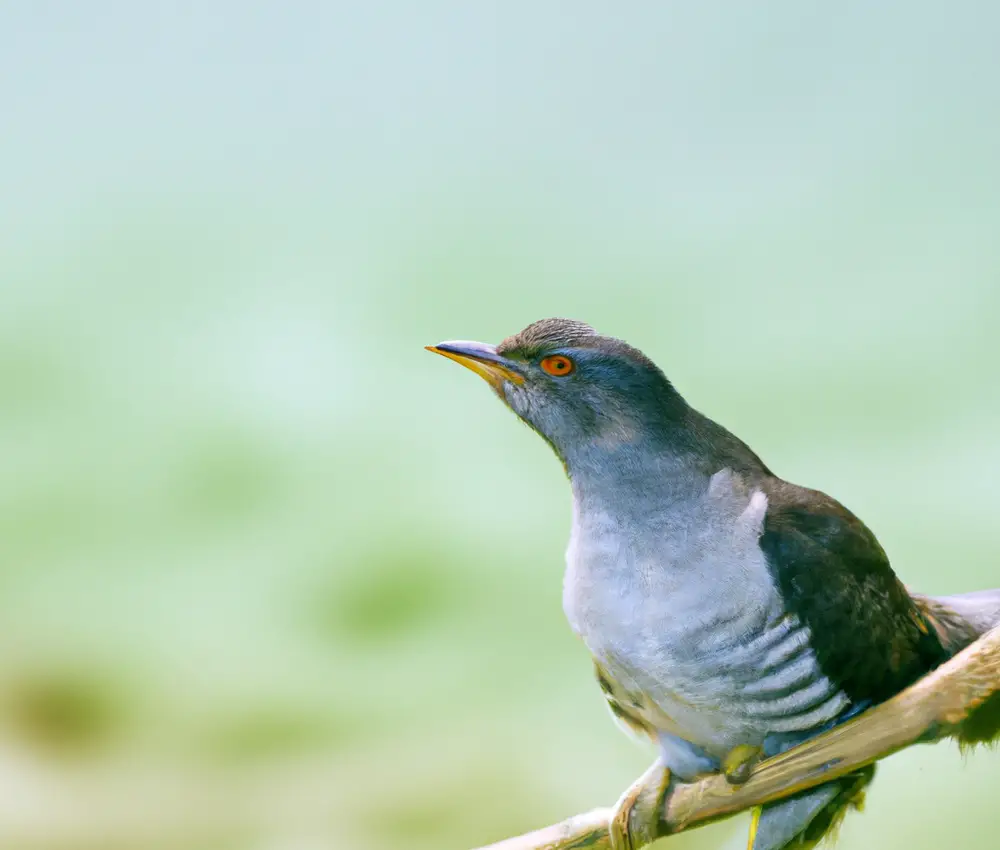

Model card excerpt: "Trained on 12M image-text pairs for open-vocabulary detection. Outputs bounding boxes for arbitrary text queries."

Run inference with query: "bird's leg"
[608,759,672,850]
[721,743,763,785]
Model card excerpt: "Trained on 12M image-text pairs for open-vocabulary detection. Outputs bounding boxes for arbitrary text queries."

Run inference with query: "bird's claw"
[722,743,763,785]
[608,761,672,850]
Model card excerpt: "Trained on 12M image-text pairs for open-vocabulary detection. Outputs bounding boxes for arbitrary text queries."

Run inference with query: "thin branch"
[473,623,1000,850]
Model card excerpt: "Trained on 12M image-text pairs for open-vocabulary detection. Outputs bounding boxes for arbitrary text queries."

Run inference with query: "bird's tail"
[750,587,1000,850]
[914,587,1000,646]
[748,767,874,850]
[913,587,1000,748]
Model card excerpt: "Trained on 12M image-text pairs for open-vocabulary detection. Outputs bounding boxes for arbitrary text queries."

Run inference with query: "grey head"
[427,318,693,468]
[427,317,770,480]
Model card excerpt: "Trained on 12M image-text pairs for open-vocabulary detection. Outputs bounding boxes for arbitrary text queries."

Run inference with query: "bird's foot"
[722,743,763,785]
[608,760,672,850]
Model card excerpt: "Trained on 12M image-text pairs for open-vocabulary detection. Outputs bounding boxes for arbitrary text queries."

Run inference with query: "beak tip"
[423,339,524,386]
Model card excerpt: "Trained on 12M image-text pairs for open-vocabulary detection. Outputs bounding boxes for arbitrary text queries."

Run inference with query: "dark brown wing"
[758,481,950,705]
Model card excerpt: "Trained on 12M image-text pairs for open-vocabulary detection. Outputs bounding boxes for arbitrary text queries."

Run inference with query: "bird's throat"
[564,439,711,522]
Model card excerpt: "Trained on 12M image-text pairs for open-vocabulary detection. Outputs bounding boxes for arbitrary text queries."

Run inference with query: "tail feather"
[913,588,1000,749]
[925,588,1000,636]
[749,784,840,850]
[749,768,874,850]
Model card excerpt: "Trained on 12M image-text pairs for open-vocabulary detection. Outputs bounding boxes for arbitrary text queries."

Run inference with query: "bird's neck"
[565,438,711,523]
[562,407,771,523]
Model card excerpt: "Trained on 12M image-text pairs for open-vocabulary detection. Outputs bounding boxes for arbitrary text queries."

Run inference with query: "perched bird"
[427,318,1000,850]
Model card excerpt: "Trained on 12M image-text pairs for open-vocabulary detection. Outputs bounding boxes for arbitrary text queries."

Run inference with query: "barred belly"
[565,473,852,779]
[589,610,850,780]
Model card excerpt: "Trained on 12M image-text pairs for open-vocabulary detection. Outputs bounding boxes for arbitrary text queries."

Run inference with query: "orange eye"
[540,355,575,376]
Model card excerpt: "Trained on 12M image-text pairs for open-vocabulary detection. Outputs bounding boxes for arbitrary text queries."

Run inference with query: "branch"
[473,623,1000,850]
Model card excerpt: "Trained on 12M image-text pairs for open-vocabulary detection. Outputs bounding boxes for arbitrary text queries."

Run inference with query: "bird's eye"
[540,355,575,376]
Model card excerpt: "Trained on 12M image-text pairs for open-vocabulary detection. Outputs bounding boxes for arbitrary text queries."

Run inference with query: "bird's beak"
[425,340,525,391]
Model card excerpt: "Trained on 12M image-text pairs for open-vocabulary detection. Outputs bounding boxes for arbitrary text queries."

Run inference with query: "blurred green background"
[2,3,999,849]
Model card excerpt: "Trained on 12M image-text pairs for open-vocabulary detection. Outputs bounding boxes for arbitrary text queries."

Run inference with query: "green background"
[2,3,998,848]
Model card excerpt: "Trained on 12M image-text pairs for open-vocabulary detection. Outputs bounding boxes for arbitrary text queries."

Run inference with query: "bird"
[426,318,1000,850]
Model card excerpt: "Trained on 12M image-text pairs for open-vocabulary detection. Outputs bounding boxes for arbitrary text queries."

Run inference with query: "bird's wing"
[758,481,950,706]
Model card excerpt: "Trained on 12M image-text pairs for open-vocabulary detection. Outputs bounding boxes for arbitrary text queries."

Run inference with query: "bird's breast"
[562,482,779,664]
[563,474,848,759]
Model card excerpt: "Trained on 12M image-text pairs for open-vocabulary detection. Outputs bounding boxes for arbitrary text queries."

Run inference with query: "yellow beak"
[425,340,525,391]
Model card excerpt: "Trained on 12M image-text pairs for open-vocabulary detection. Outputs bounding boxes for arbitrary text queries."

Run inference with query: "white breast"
[563,469,848,761]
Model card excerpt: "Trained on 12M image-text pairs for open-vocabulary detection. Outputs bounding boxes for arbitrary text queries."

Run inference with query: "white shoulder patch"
[736,489,769,535]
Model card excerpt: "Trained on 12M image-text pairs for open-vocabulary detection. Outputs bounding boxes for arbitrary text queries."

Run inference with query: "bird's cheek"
[506,386,555,436]
[501,384,530,418]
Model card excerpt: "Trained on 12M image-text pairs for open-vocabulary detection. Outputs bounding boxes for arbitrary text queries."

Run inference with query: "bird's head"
[426,318,686,465]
